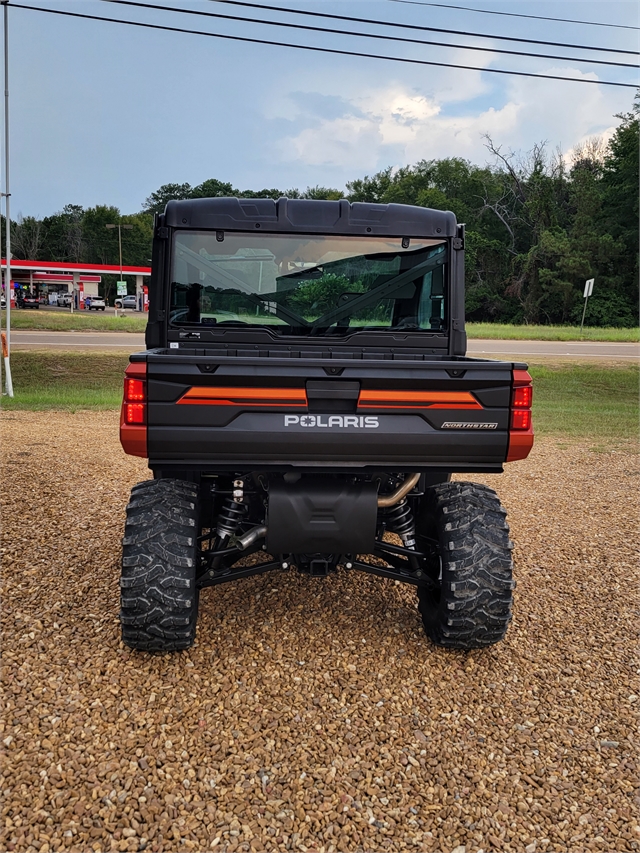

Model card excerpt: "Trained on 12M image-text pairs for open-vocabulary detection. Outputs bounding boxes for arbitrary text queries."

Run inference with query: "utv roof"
[163,197,457,238]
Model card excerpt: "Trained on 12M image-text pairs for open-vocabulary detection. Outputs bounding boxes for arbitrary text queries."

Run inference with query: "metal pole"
[0,192,2,327]
[118,223,123,282]
[0,191,3,394]
[580,295,588,334]
[3,1,10,357]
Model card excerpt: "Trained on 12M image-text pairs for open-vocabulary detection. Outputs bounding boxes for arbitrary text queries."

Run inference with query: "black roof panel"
[163,197,457,238]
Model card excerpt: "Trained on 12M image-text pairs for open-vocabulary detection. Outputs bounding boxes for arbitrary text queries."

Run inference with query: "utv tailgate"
[138,350,523,472]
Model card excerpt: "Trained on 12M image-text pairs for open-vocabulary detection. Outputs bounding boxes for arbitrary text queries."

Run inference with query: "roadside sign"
[581,279,594,333]
[116,281,127,296]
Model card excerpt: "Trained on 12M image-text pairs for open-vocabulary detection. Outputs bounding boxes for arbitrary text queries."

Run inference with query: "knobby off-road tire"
[120,478,200,651]
[416,482,515,649]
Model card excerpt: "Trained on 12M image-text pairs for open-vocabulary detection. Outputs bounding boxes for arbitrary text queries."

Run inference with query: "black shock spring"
[380,500,416,548]
[216,498,247,538]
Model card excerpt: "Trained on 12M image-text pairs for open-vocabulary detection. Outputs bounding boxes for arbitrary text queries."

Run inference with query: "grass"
[1,352,128,411]
[2,353,638,444]
[466,322,639,342]
[0,309,147,333]
[2,311,638,341]
[528,363,639,442]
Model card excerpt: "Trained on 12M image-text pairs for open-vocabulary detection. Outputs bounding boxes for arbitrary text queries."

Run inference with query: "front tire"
[120,478,200,651]
[416,482,515,649]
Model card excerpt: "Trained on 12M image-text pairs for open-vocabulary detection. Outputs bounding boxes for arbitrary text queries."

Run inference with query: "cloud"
[269,62,633,180]
[277,84,519,171]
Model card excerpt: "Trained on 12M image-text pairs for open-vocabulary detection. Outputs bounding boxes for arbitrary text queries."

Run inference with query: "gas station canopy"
[1,259,151,278]
[1,259,153,308]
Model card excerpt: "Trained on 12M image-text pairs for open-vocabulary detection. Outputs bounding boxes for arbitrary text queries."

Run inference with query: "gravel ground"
[2,411,639,853]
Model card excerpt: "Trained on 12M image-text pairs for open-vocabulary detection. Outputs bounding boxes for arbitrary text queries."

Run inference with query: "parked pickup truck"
[119,197,533,652]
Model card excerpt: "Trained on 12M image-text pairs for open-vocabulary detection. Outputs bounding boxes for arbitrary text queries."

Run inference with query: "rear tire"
[416,482,515,649]
[120,478,200,651]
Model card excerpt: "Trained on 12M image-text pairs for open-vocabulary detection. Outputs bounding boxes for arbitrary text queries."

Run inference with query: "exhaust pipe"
[236,525,268,550]
[377,473,420,508]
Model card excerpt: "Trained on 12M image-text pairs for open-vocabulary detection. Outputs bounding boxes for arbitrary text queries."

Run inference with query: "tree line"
[5,104,637,326]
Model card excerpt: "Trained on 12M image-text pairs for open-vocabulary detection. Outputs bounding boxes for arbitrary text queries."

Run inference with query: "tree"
[190,178,237,199]
[142,183,193,214]
[481,138,571,323]
[597,102,639,323]
[301,186,343,200]
[240,187,286,200]
[40,204,85,262]
[11,215,43,260]
[82,206,124,265]
[346,167,393,202]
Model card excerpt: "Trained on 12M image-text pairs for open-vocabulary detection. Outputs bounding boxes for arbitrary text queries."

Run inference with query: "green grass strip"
[529,363,639,443]
[466,323,639,342]
[0,309,147,333]
[2,352,128,411]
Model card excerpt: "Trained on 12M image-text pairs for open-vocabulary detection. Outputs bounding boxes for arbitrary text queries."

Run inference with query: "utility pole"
[2,0,10,359]
[106,221,133,306]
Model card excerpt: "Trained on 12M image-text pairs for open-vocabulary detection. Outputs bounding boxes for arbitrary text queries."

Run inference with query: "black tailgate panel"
[145,353,514,471]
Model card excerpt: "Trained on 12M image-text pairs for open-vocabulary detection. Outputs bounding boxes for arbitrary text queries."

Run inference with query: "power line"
[12,4,639,88]
[100,0,640,69]
[210,0,639,55]
[385,0,640,32]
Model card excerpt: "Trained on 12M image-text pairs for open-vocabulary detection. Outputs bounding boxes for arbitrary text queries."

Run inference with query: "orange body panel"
[358,389,482,410]
[177,386,308,407]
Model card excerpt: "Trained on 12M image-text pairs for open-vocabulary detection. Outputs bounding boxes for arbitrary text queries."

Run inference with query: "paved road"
[468,339,639,360]
[11,330,147,351]
[8,330,640,360]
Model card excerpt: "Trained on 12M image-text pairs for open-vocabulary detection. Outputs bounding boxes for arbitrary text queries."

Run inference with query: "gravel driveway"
[2,411,638,853]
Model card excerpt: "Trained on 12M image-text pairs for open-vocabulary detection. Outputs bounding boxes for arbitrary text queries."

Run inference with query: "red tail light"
[507,369,534,462]
[125,377,145,402]
[512,385,532,409]
[511,409,532,430]
[125,403,145,424]
[120,363,148,457]
[124,376,146,425]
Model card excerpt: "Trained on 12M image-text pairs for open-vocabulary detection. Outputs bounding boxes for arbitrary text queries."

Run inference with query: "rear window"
[169,231,447,337]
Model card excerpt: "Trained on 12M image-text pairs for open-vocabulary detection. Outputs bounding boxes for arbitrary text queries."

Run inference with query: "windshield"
[170,232,447,337]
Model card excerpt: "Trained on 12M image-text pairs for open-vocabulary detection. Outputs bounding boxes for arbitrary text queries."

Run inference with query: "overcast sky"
[7,0,639,217]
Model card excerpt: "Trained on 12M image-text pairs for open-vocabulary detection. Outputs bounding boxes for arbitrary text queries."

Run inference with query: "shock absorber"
[215,479,247,543]
[216,498,246,539]
[381,500,416,549]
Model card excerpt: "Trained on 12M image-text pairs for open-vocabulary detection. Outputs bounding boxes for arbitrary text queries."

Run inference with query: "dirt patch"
[2,411,639,853]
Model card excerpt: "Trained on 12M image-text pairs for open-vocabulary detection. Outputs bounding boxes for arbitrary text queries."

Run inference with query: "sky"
[6,0,639,218]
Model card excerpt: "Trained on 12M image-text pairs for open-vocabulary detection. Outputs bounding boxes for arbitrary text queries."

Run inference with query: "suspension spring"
[216,497,247,538]
[380,500,416,548]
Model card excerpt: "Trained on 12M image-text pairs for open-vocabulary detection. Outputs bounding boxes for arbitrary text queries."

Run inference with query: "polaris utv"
[119,198,533,652]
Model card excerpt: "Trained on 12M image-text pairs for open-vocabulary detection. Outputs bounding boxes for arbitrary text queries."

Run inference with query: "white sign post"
[580,278,594,334]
